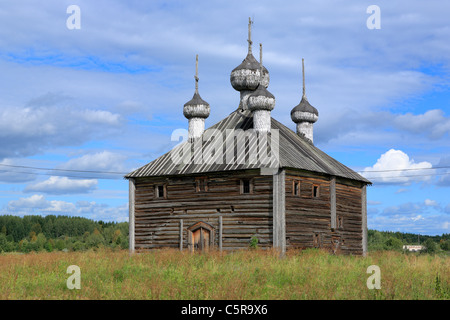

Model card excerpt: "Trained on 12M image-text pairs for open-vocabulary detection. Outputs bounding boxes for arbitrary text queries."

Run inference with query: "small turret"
[184,55,210,141]
[247,43,275,133]
[291,59,318,143]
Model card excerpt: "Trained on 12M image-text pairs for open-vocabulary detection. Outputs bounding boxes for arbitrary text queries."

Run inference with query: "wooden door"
[192,227,210,251]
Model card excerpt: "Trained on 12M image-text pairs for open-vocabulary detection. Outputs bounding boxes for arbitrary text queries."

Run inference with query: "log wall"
[133,170,273,251]
[285,169,363,255]
[132,168,365,255]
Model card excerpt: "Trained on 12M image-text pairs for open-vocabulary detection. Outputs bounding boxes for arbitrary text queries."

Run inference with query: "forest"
[0,214,448,254]
[0,215,128,253]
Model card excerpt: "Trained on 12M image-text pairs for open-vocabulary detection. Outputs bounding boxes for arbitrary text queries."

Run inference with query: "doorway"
[187,221,214,252]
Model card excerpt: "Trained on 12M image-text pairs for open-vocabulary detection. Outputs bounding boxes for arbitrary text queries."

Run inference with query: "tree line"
[368,229,450,254]
[0,215,128,253]
[0,214,448,254]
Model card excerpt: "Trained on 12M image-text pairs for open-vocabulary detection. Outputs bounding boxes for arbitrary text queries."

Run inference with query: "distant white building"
[403,245,425,252]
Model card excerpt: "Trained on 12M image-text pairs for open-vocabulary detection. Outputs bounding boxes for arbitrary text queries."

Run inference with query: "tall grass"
[0,248,448,300]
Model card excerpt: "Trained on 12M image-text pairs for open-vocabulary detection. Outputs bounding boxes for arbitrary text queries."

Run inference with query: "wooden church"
[125,19,371,255]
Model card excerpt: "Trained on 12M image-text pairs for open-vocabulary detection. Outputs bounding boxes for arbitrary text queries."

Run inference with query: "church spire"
[248,17,253,54]
[302,58,306,98]
[194,54,199,94]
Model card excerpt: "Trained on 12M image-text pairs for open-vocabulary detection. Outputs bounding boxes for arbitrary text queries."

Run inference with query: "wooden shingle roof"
[125,109,371,184]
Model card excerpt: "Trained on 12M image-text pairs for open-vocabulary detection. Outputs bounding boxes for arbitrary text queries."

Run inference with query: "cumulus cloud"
[368,199,449,235]
[382,202,426,216]
[369,212,449,235]
[74,200,128,222]
[424,199,439,207]
[393,109,450,139]
[24,176,97,195]
[4,194,128,222]
[7,194,76,213]
[58,151,128,179]
[362,149,433,185]
[316,108,450,149]
[0,93,123,159]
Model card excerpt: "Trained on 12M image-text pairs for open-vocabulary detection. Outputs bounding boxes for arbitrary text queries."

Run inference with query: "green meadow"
[0,248,448,300]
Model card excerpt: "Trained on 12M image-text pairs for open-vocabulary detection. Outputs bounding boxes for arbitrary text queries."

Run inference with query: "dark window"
[293,181,299,196]
[158,185,164,197]
[156,185,165,198]
[338,216,344,229]
[242,179,251,194]
[196,178,208,192]
[313,185,319,198]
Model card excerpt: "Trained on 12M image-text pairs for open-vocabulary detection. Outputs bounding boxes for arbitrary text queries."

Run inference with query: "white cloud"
[4,194,128,222]
[369,212,449,236]
[368,199,449,235]
[362,149,433,185]
[59,151,128,179]
[8,194,49,209]
[24,176,97,195]
[0,93,123,159]
[424,199,438,207]
[393,109,450,139]
[381,202,425,216]
[7,194,76,213]
[62,151,126,171]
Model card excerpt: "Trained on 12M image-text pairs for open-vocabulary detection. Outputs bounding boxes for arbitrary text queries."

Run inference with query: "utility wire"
[0,169,122,180]
[0,162,449,175]
[0,162,450,180]
[357,166,441,173]
[0,163,127,175]
[363,171,450,179]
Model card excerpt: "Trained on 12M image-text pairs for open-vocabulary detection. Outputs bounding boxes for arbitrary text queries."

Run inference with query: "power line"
[0,163,127,175]
[363,171,450,179]
[0,162,449,175]
[0,169,122,180]
[0,162,450,181]
[356,166,446,173]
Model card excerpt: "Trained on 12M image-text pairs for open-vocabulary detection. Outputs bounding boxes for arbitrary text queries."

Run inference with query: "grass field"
[0,248,448,300]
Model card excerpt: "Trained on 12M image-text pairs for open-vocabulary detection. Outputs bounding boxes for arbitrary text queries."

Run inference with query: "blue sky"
[0,0,449,235]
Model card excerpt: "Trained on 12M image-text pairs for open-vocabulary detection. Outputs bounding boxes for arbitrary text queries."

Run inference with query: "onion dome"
[291,59,318,123]
[183,55,210,120]
[183,92,210,119]
[290,96,318,123]
[291,59,318,143]
[248,43,275,112]
[247,83,275,112]
[230,18,269,92]
[230,53,270,91]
